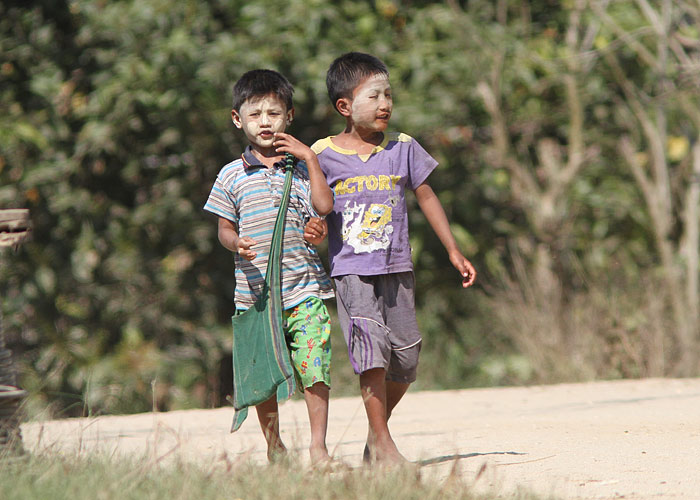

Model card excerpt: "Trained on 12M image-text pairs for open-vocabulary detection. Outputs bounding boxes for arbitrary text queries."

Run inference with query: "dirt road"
[21,378,700,499]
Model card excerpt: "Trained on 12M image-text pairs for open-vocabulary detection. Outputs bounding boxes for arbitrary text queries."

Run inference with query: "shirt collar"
[241,146,290,170]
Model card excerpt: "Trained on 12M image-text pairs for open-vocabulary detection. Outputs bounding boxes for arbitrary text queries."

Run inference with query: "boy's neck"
[332,128,385,155]
[250,145,284,168]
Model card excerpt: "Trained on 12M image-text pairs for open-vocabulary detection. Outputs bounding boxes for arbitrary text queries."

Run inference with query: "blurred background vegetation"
[1,0,699,418]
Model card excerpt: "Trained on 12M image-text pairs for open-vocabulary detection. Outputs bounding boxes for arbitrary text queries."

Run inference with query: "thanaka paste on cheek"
[350,74,392,131]
[237,95,290,150]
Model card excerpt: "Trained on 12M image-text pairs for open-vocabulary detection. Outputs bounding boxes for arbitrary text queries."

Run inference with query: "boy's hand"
[449,249,476,288]
[272,132,314,163]
[274,131,335,217]
[304,217,327,246]
[236,236,257,261]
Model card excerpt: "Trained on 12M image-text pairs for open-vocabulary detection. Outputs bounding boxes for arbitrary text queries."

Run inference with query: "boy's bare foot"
[364,438,407,466]
[374,447,407,466]
[309,445,332,466]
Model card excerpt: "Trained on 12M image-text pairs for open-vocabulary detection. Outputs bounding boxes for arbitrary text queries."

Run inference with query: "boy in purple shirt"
[309,52,476,465]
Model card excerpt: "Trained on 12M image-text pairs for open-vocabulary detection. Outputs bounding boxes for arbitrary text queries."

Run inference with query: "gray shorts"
[333,272,422,383]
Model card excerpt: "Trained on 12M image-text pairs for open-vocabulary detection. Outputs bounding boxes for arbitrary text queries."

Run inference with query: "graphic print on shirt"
[340,192,400,254]
[333,173,402,254]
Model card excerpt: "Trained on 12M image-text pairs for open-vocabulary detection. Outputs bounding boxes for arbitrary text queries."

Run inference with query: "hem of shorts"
[354,365,417,383]
[299,378,331,390]
[386,372,417,384]
[356,362,390,375]
[330,264,414,278]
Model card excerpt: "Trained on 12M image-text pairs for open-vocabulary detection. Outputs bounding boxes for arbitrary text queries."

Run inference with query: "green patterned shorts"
[284,297,331,389]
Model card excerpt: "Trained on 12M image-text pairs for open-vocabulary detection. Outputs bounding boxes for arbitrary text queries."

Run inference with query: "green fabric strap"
[230,154,297,432]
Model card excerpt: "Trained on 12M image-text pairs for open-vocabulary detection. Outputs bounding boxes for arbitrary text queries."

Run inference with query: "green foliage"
[1,0,699,417]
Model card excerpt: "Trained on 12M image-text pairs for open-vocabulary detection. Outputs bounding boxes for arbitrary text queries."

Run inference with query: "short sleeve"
[203,176,238,224]
[407,138,438,190]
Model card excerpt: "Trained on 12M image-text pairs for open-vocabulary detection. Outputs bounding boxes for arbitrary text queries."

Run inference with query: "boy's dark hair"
[326,52,389,112]
[232,69,294,111]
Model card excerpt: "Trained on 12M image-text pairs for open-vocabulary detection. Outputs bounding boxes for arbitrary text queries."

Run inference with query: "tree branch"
[476,80,540,198]
[589,0,658,67]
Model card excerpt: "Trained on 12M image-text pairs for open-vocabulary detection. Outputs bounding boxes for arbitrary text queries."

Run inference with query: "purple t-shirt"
[311,132,438,277]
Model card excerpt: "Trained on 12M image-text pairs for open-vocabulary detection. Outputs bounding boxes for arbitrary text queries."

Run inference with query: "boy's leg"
[285,297,333,464]
[363,272,421,463]
[255,395,286,462]
[335,275,413,465]
[303,381,331,464]
[360,367,406,464]
[363,378,410,463]
[363,379,410,461]
[386,380,410,419]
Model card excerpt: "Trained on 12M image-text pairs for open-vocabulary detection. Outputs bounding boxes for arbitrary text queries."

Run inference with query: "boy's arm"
[217,216,258,261]
[414,181,476,288]
[272,132,334,216]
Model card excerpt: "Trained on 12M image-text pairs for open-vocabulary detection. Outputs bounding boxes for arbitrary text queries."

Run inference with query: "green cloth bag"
[230,154,297,432]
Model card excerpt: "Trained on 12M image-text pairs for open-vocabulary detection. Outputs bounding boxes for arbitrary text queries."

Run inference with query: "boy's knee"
[387,341,421,383]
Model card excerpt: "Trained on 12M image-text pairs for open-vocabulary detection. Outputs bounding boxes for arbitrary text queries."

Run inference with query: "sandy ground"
[20,378,700,499]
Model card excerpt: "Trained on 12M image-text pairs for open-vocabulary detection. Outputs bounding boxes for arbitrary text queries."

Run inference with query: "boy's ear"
[335,98,352,117]
[231,109,243,129]
[286,107,295,126]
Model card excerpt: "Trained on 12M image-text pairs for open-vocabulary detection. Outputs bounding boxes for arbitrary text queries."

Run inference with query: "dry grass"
[482,269,680,384]
[0,447,547,500]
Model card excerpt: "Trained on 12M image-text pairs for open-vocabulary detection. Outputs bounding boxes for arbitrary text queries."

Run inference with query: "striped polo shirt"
[204,147,333,310]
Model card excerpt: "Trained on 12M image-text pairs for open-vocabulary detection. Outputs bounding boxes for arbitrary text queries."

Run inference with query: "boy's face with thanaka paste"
[232,93,293,155]
[337,73,392,134]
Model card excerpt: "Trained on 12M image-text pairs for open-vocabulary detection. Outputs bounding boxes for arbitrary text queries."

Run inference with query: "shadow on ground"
[416,451,526,467]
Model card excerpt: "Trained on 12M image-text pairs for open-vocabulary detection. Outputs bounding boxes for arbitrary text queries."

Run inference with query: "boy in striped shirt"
[204,69,335,465]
